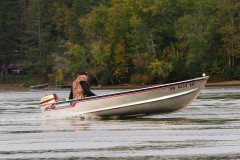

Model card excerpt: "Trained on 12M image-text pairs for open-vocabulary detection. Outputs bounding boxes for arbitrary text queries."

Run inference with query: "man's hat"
[81,71,88,75]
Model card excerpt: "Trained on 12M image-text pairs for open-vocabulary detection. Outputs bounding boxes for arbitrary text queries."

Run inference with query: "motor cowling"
[39,94,59,111]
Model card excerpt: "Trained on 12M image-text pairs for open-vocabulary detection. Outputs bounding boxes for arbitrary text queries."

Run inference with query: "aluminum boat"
[39,76,209,119]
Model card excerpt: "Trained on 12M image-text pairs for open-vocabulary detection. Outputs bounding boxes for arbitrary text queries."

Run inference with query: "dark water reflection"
[0,87,240,159]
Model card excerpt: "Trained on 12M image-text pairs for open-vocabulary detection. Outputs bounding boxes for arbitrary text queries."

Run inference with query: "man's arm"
[68,87,73,99]
[80,81,96,97]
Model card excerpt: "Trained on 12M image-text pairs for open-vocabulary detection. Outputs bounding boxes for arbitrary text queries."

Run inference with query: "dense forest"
[0,0,240,86]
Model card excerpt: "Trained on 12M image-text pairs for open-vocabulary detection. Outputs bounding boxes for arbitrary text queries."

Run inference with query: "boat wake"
[43,112,101,120]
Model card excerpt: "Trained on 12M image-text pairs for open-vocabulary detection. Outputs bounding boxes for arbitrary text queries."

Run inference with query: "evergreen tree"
[0,0,22,63]
[23,0,54,82]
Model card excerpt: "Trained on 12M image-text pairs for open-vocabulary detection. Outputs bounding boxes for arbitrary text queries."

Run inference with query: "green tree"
[0,0,22,62]
[52,1,71,39]
[174,0,217,77]
[23,0,54,82]
[2,0,240,85]
[216,0,240,68]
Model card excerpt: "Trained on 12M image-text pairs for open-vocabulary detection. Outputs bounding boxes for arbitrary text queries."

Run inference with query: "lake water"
[0,86,240,160]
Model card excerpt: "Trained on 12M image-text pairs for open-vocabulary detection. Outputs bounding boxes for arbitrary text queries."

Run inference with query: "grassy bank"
[0,74,41,86]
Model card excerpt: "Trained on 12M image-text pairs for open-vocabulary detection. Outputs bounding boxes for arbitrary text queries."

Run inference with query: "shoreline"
[1,80,240,91]
[205,80,240,86]
[0,84,28,91]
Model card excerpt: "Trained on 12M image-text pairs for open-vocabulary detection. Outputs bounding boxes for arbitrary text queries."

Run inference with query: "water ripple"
[0,87,240,159]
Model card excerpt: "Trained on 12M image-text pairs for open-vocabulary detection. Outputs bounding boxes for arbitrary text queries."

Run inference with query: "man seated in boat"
[69,72,96,99]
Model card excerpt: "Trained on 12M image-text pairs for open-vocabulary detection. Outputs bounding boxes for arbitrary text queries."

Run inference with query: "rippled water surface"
[0,87,240,160]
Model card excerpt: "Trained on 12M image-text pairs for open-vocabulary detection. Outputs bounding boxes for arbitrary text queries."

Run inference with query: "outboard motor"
[39,94,59,111]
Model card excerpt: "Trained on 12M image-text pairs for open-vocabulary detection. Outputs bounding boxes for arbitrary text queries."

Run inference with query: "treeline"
[0,0,240,85]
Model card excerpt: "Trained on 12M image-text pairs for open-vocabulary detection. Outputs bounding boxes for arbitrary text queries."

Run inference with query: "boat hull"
[41,76,208,118]
[87,88,200,117]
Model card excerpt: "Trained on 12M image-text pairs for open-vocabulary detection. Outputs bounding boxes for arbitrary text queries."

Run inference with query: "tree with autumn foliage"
[1,0,240,86]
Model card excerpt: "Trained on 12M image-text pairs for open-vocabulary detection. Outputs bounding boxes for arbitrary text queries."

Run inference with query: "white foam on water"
[42,111,102,121]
